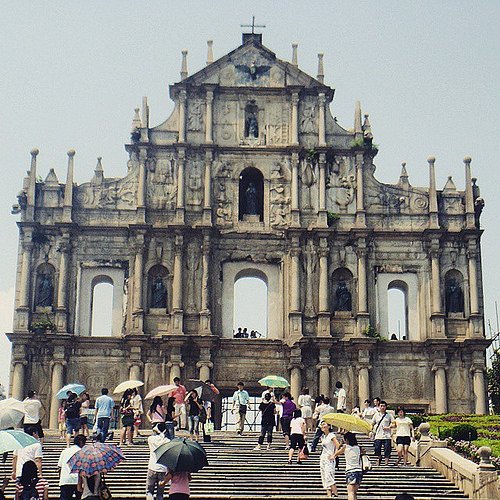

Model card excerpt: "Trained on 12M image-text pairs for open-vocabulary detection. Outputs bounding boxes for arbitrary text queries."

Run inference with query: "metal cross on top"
[240,16,266,34]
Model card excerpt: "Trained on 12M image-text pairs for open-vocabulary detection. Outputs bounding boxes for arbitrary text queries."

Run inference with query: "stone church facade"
[8,33,489,428]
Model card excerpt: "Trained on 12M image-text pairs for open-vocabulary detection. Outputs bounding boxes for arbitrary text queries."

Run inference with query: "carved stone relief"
[187,158,203,206]
[300,103,316,134]
[326,156,356,212]
[147,155,177,210]
[266,106,289,145]
[187,101,204,131]
[215,161,233,226]
[300,158,317,210]
[185,240,200,313]
[270,160,291,228]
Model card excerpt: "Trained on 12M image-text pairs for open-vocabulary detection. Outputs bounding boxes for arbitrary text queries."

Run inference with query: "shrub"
[451,424,478,442]
[439,427,454,440]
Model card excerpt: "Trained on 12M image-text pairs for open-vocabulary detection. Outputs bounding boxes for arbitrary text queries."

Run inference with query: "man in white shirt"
[335,381,347,413]
[371,400,395,466]
[261,387,275,402]
[146,423,170,500]
[23,390,44,442]
[12,427,43,480]
[58,434,86,500]
[310,397,336,452]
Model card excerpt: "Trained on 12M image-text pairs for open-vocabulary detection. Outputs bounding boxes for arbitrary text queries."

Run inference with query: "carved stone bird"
[235,60,271,80]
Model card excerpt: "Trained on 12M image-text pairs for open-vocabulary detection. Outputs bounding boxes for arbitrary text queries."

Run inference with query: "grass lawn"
[424,414,500,458]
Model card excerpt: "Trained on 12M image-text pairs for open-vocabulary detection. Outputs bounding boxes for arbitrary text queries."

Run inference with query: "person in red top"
[170,377,187,430]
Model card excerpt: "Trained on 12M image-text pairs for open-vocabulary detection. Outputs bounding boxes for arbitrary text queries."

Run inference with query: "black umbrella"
[154,438,208,473]
[185,380,218,401]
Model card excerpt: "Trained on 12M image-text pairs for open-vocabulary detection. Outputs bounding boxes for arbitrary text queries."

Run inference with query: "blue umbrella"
[56,383,86,400]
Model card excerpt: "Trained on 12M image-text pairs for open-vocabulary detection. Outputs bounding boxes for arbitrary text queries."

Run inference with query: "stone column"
[128,364,140,381]
[178,90,187,143]
[430,244,442,315]
[356,245,368,314]
[358,366,371,407]
[317,365,329,398]
[197,361,213,382]
[290,366,302,403]
[318,93,326,146]
[168,362,184,383]
[49,361,65,429]
[19,240,33,309]
[176,150,185,222]
[203,151,212,224]
[291,153,300,226]
[172,235,184,334]
[317,239,330,337]
[205,90,214,144]
[433,364,448,414]
[428,156,439,229]
[55,237,70,332]
[467,242,480,315]
[291,92,299,145]
[11,361,26,401]
[355,152,366,227]
[290,243,301,312]
[317,153,327,227]
[137,150,147,209]
[199,235,212,334]
[132,237,145,334]
[472,366,487,415]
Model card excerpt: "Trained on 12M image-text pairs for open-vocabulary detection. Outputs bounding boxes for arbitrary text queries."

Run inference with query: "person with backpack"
[15,460,49,500]
[254,392,276,450]
[64,393,82,448]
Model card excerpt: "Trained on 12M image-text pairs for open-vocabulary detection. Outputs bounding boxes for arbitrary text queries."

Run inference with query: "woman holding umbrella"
[119,390,135,446]
[319,421,341,497]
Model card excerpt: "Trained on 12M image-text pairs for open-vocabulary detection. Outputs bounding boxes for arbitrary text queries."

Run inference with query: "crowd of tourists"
[2,379,418,500]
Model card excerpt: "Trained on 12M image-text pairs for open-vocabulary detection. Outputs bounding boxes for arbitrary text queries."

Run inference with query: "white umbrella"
[0,398,26,413]
[113,380,144,394]
[0,398,26,429]
[145,384,177,399]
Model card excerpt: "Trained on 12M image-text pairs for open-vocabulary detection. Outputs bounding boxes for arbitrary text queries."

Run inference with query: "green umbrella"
[0,430,38,454]
[155,438,208,473]
[258,375,290,388]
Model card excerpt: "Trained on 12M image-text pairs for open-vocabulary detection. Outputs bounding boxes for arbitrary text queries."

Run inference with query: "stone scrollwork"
[270,160,291,228]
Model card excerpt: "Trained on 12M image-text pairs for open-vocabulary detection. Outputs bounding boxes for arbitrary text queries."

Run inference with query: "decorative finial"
[363,113,373,139]
[95,157,103,172]
[354,101,362,136]
[206,40,214,66]
[317,53,324,83]
[67,149,75,157]
[443,175,456,192]
[180,49,188,80]
[463,156,472,164]
[30,148,39,157]
[400,162,408,177]
[427,156,436,164]
[291,43,298,66]
[132,107,142,130]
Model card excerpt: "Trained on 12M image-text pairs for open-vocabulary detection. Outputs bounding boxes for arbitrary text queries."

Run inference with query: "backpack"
[65,400,80,419]
[21,484,39,500]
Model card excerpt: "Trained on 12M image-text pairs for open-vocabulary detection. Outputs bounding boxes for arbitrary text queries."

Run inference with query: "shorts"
[24,421,44,439]
[122,414,134,428]
[80,416,88,426]
[346,470,363,485]
[281,417,292,436]
[374,438,392,458]
[290,433,305,450]
[66,417,81,435]
[396,436,411,446]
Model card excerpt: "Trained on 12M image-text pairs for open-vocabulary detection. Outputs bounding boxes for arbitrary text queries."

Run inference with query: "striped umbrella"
[68,442,125,477]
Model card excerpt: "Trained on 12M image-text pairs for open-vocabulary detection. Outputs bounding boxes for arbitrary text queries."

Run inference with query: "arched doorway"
[90,277,114,337]
[388,280,408,340]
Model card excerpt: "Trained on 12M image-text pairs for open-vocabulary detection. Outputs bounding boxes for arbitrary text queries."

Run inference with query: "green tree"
[488,350,500,414]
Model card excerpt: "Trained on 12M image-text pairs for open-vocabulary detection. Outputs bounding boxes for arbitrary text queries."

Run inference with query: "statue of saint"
[335,281,352,311]
[36,273,53,307]
[151,276,167,309]
[446,278,464,313]
[245,182,258,215]
[245,111,259,138]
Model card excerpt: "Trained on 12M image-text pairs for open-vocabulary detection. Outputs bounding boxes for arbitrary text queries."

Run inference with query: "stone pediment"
[178,40,329,90]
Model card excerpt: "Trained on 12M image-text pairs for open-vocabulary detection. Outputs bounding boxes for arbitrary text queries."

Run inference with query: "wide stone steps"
[0,432,468,499]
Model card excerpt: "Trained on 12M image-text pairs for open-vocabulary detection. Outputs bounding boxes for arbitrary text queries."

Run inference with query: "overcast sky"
[0,1,499,390]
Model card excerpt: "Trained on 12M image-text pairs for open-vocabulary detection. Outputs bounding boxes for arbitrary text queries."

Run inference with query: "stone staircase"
[0,432,469,499]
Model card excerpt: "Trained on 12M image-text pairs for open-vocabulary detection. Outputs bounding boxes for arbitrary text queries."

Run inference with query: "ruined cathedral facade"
[8,34,488,428]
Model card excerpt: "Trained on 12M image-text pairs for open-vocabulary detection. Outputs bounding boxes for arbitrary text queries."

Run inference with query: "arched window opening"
[239,167,264,221]
[244,101,259,138]
[90,277,113,337]
[34,263,55,309]
[148,265,169,310]
[445,270,464,315]
[233,272,268,338]
[331,268,354,313]
[388,281,408,340]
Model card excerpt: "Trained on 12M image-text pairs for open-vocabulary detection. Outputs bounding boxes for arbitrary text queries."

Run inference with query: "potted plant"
[29,314,56,334]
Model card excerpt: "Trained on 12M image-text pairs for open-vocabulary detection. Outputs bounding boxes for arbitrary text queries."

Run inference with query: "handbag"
[361,454,372,471]
[98,475,112,500]
[298,446,309,461]
[204,420,215,434]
